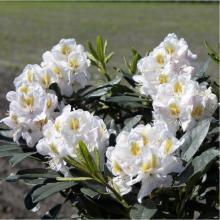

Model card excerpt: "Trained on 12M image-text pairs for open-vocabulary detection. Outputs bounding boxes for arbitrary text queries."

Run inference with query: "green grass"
[0,2,219,79]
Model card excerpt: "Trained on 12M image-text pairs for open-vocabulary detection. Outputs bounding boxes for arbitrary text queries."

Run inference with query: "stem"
[95,174,130,209]
[104,71,111,81]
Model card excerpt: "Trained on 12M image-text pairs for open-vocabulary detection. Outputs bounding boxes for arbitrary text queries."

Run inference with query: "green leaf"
[0,151,21,158]
[0,144,22,157]
[0,144,21,152]
[180,118,212,162]
[0,129,13,138]
[87,41,98,60]
[5,168,59,182]
[176,148,219,186]
[9,152,35,167]
[49,83,62,101]
[96,35,104,61]
[205,41,220,64]
[105,52,114,64]
[77,140,98,174]
[103,40,107,55]
[56,177,93,181]
[32,181,77,203]
[80,187,99,198]
[93,148,101,170]
[123,115,142,132]
[130,200,157,219]
[104,96,143,103]
[85,87,111,98]
[24,184,42,210]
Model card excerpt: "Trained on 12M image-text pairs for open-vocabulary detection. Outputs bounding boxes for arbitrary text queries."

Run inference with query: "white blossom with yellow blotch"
[41,39,90,96]
[1,83,58,147]
[153,75,218,133]
[106,122,184,202]
[133,33,197,97]
[36,105,109,173]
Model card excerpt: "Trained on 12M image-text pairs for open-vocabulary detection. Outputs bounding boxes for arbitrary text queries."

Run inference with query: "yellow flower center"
[159,74,168,84]
[18,85,29,94]
[169,103,180,117]
[156,54,164,66]
[61,44,71,55]
[46,97,52,109]
[130,142,141,156]
[35,118,48,128]
[174,81,183,94]
[26,70,33,83]
[22,95,34,107]
[49,143,59,155]
[41,73,51,88]
[191,105,204,118]
[142,134,149,146]
[112,160,122,174]
[11,114,18,124]
[70,118,80,131]
[141,154,157,173]
[70,58,79,70]
[54,120,61,132]
[164,138,173,155]
[52,66,63,78]
[165,44,175,55]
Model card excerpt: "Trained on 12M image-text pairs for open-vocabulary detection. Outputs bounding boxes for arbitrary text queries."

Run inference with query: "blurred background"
[0,1,219,218]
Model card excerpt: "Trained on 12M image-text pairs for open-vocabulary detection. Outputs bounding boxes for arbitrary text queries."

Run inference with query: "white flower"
[14,64,42,88]
[14,64,57,90]
[51,38,77,59]
[133,33,196,97]
[153,76,218,133]
[106,122,184,202]
[36,105,109,174]
[109,176,132,196]
[41,39,90,96]
[158,33,197,62]
[1,83,58,147]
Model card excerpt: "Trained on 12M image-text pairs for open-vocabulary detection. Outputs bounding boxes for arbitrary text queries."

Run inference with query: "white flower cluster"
[1,39,90,147]
[134,33,218,133]
[106,122,184,202]
[106,33,218,202]
[1,34,218,204]
[1,83,58,147]
[36,105,109,175]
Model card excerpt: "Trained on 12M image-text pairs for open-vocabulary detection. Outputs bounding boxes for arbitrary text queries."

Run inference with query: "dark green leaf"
[5,168,59,182]
[32,181,77,203]
[180,118,211,162]
[176,148,219,186]
[123,115,142,132]
[80,187,99,198]
[104,96,143,103]
[0,144,21,152]
[24,184,43,210]
[9,152,35,167]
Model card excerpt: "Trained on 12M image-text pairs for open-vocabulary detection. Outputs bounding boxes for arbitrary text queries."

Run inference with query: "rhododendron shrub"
[0,34,219,219]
